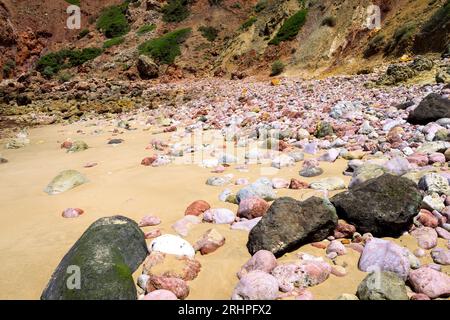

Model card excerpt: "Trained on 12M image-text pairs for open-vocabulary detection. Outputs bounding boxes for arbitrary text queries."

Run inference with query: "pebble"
[193,229,225,255]
[231,271,279,300]
[203,208,236,224]
[138,215,161,227]
[411,227,438,250]
[184,200,210,216]
[61,208,84,218]
[149,234,195,258]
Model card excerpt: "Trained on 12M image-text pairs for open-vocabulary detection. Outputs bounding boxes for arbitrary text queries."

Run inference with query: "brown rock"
[146,275,189,300]
[193,228,225,255]
[289,178,309,189]
[185,200,210,216]
[141,155,157,166]
[142,251,201,281]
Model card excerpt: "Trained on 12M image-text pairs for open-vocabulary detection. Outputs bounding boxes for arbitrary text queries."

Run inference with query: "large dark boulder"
[407,94,450,125]
[330,174,422,237]
[247,197,338,257]
[137,55,159,79]
[41,216,148,300]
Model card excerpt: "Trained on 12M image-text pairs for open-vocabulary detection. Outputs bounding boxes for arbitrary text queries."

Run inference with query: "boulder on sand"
[247,197,338,257]
[44,170,88,195]
[41,216,148,300]
[330,174,422,237]
[357,271,408,300]
[407,93,450,125]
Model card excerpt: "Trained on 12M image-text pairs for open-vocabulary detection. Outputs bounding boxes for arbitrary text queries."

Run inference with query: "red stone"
[185,200,211,216]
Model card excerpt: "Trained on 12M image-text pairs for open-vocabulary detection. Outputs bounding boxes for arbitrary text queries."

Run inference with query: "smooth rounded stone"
[247,197,338,257]
[416,209,439,228]
[342,150,365,160]
[326,240,347,256]
[184,200,210,216]
[407,93,450,125]
[330,101,361,119]
[348,163,388,188]
[421,194,445,212]
[431,248,450,265]
[288,151,304,162]
[297,128,310,140]
[333,221,356,239]
[358,238,411,281]
[41,216,148,300]
[271,261,331,292]
[141,156,157,166]
[206,176,231,186]
[408,266,450,298]
[331,174,422,237]
[236,179,277,203]
[225,194,238,204]
[149,234,195,258]
[445,148,450,161]
[237,250,277,279]
[410,293,431,300]
[407,153,429,166]
[414,248,426,258]
[326,252,338,259]
[67,140,88,153]
[299,166,323,178]
[219,189,232,202]
[416,141,450,154]
[235,178,249,185]
[407,251,421,269]
[143,289,178,300]
[271,178,290,189]
[142,251,201,281]
[84,162,97,168]
[411,227,438,250]
[357,271,408,300]
[146,275,189,300]
[310,177,346,191]
[217,153,237,164]
[231,271,279,300]
[61,208,84,218]
[202,158,219,168]
[145,229,162,239]
[237,197,269,220]
[425,263,442,271]
[331,265,347,277]
[231,217,262,232]
[108,138,124,145]
[337,293,359,300]
[384,157,412,175]
[138,215,161,227]
[318,148,340,162]
[0,157,8,164]
[429,152,446,164]
[303,142,318,155]
[151,155,171,167]
[436,226,450,239]
[349,243,364,253]
[171,215,201,237]
[44,170,88,195]
[271,154,295,169]
[203,208,236,224]
[289,178,309,189]
[418,173,450,195]
[193,228,225,255]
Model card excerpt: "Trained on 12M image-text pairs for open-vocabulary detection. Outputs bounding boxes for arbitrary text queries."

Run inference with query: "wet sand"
[0,120,448,300]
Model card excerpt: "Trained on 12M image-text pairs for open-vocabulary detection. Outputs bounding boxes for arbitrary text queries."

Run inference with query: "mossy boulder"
[407,93,450,125]
[41,216,148,300]
[331,174,422,237]
[67,140,89,153]
[247,197,338,257]
[357,271,408,300]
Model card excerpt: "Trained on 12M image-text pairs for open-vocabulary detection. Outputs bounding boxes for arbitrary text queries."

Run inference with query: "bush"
[364,34,386,58]
[162,0,190,23]
[269,9,308,45]
[240,17,257,30]
[65,0,80,5]
[321,16,336,27]
[384,23,416,55]
[96,4,130,38]
[103,36,125,49]
[58,71,73,83]
[254,0,267,13]
[138,28,191,64]
[270,60,285,76]
[36,48,103,77]
[199,26,219,42]
[137,24,156,35]
[2,60,15,78]
[78,29,89,39]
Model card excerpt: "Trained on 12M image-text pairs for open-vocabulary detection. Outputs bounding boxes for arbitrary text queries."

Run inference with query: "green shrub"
[138,28,191,64]
[78,29,89,39]
[269,9,308,45]
[364,34,386,58]
[199,26,219,42]
[254,0,267,12]
[321,16,336,27]
[65,0,80,5]
[2,60,15,78]
[240,17,257,30]
[137,24,156,35]
[103,36,125,49]
[162,0,190,23]
[58,71,73,83]
[96,4,130,38]
[385,23,416,55]
[270,60,285,76]
[36,48,103,77]
[421,0,450,33]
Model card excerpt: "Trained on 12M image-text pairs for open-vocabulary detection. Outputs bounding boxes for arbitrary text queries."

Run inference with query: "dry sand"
[0,120,448,300]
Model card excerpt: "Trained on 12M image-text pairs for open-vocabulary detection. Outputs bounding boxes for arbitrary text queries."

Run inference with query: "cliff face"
[0,0,448,80]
